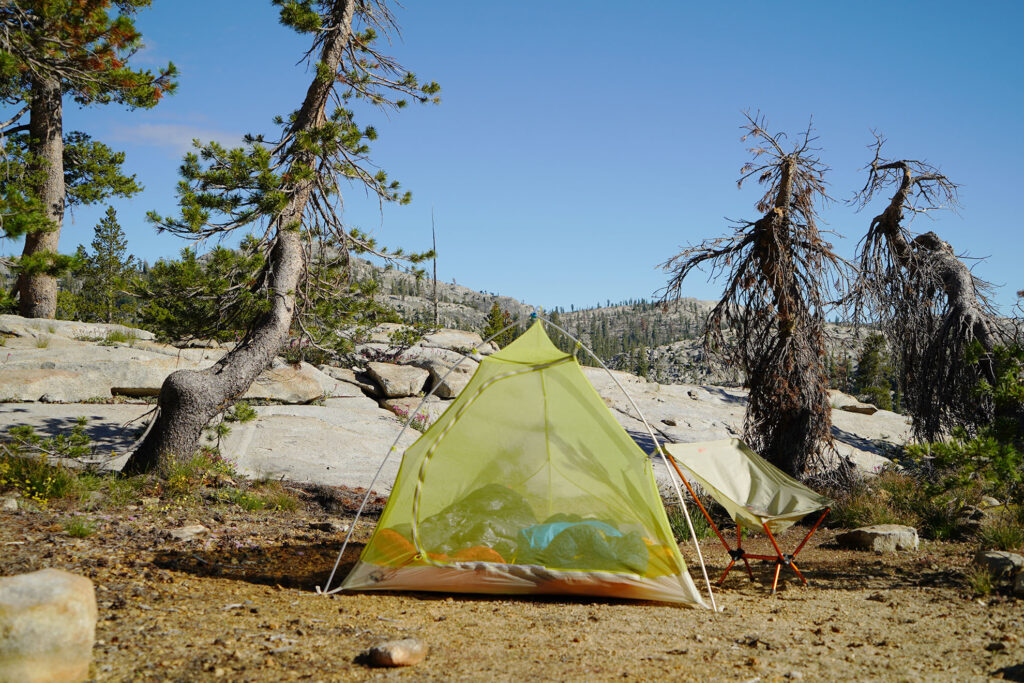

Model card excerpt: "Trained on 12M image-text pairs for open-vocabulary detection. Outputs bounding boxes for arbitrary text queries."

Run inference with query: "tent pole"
[537,316,718,612]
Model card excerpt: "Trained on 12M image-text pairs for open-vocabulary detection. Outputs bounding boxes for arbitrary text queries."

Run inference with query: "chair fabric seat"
[663,439,833,533]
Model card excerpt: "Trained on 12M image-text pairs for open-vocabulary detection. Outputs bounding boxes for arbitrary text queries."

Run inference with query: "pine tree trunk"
[17,77,64,319]
[123,0,356,475]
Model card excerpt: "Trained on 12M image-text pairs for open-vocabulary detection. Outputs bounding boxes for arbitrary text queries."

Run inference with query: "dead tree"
[661,113,845,478]
[852,133,1005,441]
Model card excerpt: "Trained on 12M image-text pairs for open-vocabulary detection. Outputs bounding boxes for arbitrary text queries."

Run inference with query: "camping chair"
[662,439,832,594]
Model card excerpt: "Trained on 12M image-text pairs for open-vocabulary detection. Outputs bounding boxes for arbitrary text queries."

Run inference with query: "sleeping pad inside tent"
[341,321,709,607]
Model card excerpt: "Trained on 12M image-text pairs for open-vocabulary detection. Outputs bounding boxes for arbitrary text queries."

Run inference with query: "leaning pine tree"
[123,0,439,475]
[851,133,1006,441]
[660,113,846,478]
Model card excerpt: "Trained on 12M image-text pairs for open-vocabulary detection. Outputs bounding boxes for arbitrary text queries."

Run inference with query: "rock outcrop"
[0,316,913,494]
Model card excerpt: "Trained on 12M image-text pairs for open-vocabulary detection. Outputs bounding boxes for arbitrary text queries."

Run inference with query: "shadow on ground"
[154,540,361,592]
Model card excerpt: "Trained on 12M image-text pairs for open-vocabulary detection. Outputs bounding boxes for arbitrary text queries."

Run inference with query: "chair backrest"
[664,439,833,533]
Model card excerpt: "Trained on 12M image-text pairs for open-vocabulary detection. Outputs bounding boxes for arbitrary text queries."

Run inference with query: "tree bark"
[123,0,357,475]
[17,76,64,319]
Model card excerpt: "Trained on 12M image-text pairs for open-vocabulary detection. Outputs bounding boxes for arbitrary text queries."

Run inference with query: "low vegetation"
[0,421,299,516]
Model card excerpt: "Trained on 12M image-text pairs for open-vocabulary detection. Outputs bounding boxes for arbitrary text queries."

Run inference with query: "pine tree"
[69,207,138,324]
[634,345,650,379]
[124,0,438,475]
[2,131,143,314]
[1,1,176,318]
[482,302,518,348]
[853,333,892,410]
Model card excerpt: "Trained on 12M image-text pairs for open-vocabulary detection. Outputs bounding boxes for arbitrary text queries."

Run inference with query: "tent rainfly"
[334,320,711,607]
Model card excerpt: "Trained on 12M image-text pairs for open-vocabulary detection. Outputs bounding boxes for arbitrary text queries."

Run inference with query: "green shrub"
[666,502,714,542]
[251,480,301,512]
[226,488,266,511]
[223,482,300,512]
[1,421,95,506]
[164,451,234,498]
[829,475,908,529]
[962,565,994,597]
[105,476,145,507]
[0,451,79,506]
[860,386,893,411]
[979,517,1024,552]
[5,419,92,461]
[63,517,96,538]
[258,486,299,512]
[906,434,1023,507]
[225,401,257,424]
[280,338,332,366]
[99,330,135,346]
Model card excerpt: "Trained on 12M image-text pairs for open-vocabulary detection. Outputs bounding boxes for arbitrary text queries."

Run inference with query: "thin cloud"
[110,123,246,156]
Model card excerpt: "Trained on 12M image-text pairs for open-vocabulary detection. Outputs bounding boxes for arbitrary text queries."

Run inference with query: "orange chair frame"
[667,454,829,594]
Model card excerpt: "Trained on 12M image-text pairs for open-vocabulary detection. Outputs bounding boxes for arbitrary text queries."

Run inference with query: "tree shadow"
[830,425,897,458]
[688,536,964,594]
[700,386,747,405]
[153,540,361,592]
[993,664,1024,682]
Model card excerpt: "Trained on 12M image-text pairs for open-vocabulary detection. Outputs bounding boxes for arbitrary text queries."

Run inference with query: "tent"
[332,320,712,608]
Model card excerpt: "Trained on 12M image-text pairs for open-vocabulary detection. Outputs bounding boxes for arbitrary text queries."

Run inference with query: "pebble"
[364,638,428,667]
[168,525,209,542]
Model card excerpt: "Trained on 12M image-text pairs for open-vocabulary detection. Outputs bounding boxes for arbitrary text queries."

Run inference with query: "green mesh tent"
[335,320,711,607]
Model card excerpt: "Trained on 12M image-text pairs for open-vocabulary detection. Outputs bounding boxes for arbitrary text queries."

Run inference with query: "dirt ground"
[2,496,1022,683]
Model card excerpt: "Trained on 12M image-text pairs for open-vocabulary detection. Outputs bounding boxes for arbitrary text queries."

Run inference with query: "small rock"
[168,524,209,542]
[0,568,97,683]
[662,418,678,427]
[835,525,919,552]
[364,638,428,667]
[986,641,1008,652]
[140,497,160,507]
[974,551,1024,579]
[82,491,104,508]
[979,496,1002,509]
[1,497,17,512]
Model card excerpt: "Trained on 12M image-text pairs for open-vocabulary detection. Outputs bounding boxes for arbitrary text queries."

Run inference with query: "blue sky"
[6,1,1023,313]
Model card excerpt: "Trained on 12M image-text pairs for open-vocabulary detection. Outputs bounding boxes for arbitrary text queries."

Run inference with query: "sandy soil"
[2,496,1022,682]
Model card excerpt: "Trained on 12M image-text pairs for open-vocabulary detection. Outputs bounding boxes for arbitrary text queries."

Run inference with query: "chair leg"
[771,562,783,593]
[741,557,755,580]
[790,562,808,586]
[792,508,830,557]
[717,560,736,586]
